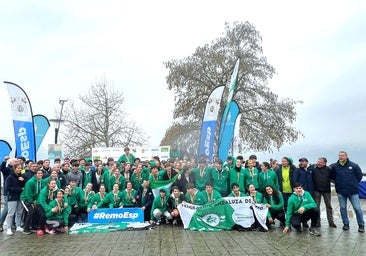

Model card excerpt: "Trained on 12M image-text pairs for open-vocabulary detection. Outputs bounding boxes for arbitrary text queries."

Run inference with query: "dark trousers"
[268,209,286,226]
[290,207,320,229]
[36,204,47,229]
[314,191,334,224]
[23,202,38,231]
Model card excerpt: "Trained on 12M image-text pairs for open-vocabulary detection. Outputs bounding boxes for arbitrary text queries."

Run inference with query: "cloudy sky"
[0,1,365,167]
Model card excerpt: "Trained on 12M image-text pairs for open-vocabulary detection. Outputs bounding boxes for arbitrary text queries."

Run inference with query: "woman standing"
[5,163,25,235]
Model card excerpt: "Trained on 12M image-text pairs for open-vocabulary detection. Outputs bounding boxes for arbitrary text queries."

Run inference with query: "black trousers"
[290,207,320,229]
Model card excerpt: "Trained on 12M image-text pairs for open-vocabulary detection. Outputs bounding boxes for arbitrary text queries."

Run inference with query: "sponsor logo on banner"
[88,208,144,223]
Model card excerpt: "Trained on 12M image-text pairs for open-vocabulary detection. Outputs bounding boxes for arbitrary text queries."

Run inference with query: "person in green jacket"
[66,179,84,224]
[151,188,172,225]
[246,184,264,204]
[282,183,321,236]
[21,169,44,234]
[46,189,71,234]
[102,163,118,193]
[121,181,138,207]
[78,183,95,221]
[131,164,149,190]
[36,179,57,235]
[229,159,246,193]
[243,160,260,193]
[228,183,246,197]
[108,168,126,192]
[202,182,222,204]
[117,147,135,165]
[88,184,108,211]
[42,170,61,190]
[262,185,285,229]
[185,182,207,205]
[192,159,212,191]
[258,162,279,193]
[99,183,123,208]
[211,158,230,196]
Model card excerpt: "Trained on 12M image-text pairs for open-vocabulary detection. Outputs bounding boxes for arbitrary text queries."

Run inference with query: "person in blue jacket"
[330,151,364,233]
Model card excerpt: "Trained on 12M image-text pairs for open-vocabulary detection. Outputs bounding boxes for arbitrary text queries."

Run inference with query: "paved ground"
[0,195,365,256]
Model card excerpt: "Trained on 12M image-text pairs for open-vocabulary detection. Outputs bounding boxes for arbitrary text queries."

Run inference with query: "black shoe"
[329,222,337,228]
[302,222,309,228]
[309,228,321,236]
[343,224,349,230]
[358,225,365,233]
[22,230,32,235]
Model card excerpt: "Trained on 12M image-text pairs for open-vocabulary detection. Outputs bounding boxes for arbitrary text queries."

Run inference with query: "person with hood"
[78,183,95,221]
[211,158,230,196]
[117,147,135,165]
[202,182,222,203]
[192,158,212,191]
[20,169,44,234]
[45,189,71,234]
[4,163,25,235]
[99,183,123,208]
[108,167,126,192]
[185,182,207,205]
[282,183,321,236]
[136,179,154,222]
[151,188,172,225]
[330,151,364,232]
[229,159,246,193]
[262,185,285,229]
[258,162,279,193]
[228,183,246,197]
[131,164,149,190]
[244,160,260,193]
[88,184,108,211]
[36,179,57,235]
[121,181,138,207]
[167,186,185,225]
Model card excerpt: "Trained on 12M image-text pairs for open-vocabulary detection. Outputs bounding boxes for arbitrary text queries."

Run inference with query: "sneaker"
[358,225,365,233]
[16,227,24,232]
[343,224,350,230]
[329,222,337,228]
[172,219,178,225]
[45,229,56,235]
[309,228,321,236]
[22,230,32,235]
[36,229,44,236]
[6,229,13,236]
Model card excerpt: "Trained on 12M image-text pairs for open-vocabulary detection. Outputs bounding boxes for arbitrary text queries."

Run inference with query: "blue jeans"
[337,194,365,226]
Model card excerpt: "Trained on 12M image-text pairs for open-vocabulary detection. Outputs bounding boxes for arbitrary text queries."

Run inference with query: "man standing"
[312,157,337,228]
[330,151,364,232]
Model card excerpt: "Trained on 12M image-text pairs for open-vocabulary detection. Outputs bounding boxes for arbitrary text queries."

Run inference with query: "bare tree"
[60,78,147,158]
[162,21,302,156]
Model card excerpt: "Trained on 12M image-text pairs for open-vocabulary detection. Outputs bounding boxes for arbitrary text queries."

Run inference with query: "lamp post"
[50,99,67,144]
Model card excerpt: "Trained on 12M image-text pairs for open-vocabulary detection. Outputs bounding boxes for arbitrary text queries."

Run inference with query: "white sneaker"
[7,229,13,235]
[16,227,24,232]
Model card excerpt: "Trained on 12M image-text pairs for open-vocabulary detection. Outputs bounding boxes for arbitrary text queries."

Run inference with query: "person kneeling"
[46,190,71,234]
[151,188,172,225]
[282,183,321,236]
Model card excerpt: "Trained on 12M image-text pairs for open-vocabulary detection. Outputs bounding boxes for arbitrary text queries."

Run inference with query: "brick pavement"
[0,196,365,256]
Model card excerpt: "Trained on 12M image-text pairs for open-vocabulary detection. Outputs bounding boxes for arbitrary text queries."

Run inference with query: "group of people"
[0,147,364,237]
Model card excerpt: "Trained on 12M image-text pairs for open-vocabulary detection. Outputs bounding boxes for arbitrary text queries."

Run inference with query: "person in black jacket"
[167,186,186,225]
[0,157,18,232]
[4,163,25,235]
[275,157,296,211]
[136,179,154,222]
[312,157,337,228]
[174,166,195,194]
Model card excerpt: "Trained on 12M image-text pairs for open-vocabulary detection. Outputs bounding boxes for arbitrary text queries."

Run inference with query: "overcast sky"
[1,1,365,166]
